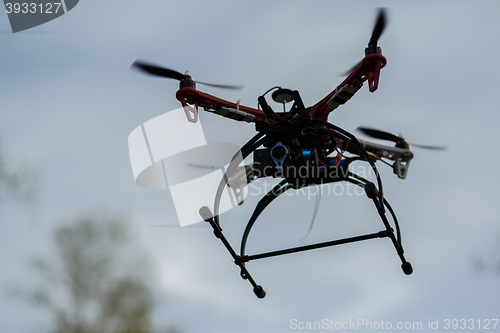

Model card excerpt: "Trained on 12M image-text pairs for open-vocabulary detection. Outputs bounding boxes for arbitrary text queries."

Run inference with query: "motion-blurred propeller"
[341,8,387,76]
[131,60,243,90]
[358,127,400,143]
[357,126,447,150]
[368,8,387,47]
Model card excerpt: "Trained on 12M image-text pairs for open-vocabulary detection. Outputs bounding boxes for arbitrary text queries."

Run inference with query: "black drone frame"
[199,91,413,298]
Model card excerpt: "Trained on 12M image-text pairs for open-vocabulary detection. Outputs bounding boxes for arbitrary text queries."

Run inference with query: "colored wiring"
[336,141,349,155]
[380,158,392,167]
[257,86,282,110]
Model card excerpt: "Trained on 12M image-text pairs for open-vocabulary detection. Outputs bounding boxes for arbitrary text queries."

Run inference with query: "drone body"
[130,9,445,298]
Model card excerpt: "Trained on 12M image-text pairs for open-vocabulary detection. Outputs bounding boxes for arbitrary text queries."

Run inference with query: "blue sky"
[1,1,500,332]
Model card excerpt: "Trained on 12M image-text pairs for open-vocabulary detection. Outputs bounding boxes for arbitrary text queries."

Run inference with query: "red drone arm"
[309,53,386,120]
[176,87,266,123]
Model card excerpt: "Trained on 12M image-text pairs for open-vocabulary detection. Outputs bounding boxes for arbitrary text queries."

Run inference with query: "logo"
[3,0,79,33]
[128,108,248,227]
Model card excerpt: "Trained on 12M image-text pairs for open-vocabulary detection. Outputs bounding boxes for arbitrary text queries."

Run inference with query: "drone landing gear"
[200,176,412,299]
[199,206,267,298]
[363,181,412,275]
[197,97,412,298]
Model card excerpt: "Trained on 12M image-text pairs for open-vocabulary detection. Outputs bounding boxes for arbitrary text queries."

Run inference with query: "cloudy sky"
[1,1,500,332]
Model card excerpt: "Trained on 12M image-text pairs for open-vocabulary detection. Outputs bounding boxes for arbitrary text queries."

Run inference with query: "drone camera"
[253,145,290,177]
[253,143,322,179]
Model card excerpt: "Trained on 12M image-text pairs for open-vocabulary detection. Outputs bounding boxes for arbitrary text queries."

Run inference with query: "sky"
[1,0,500,332]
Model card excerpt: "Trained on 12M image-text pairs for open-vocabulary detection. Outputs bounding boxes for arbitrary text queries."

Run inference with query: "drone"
[131,9,444,298]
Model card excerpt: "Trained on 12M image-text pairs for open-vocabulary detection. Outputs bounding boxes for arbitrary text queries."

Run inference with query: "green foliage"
[32,216,160,333]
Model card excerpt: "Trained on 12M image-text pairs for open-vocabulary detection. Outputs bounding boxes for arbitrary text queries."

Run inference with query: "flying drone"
[131,9,444,298]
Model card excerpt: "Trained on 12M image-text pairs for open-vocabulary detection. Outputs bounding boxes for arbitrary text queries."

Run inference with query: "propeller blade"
[357,126,401,143]
[131,60,186,81]
[409,143,447,150]
[340,8,387,76]
[368,8,387,46]
[197,81,244,90]
[358,127,447,150]
[132,60,243,90]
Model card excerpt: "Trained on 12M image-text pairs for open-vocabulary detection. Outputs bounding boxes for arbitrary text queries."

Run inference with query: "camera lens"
[271,146,287,159]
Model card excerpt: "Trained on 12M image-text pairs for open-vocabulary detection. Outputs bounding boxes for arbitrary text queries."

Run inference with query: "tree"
[0,139,32,200]
[31,216,166,333]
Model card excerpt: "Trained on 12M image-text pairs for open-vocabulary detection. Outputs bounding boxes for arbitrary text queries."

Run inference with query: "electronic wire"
[299,186,322,245]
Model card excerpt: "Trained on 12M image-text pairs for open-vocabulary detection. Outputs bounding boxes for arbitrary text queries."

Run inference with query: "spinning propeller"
[357,127,447,150]
[368,7,387,49]
[131,60,243,90]
[342,8,387,76]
